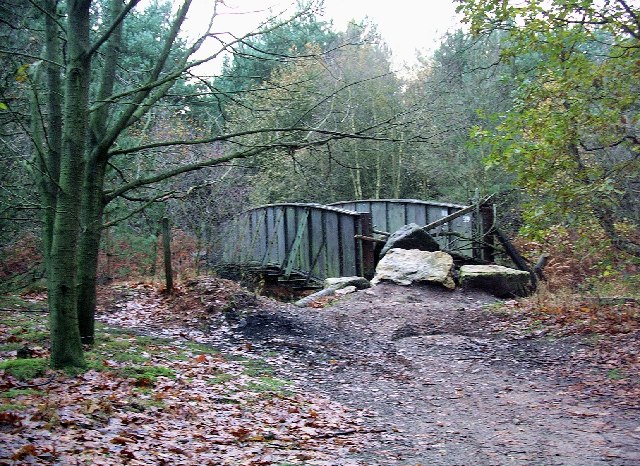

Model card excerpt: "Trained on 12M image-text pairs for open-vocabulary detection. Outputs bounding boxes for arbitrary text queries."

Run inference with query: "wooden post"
[422,195,495,233]
[358,212,375,279]
[494,228,537,289]
[162,216,174,293]
[480,204,496,263]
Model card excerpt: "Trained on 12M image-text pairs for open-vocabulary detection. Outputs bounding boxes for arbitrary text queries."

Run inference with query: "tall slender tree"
[1,0,400,367]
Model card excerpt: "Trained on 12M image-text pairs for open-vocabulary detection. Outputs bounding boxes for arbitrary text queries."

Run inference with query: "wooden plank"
[357,212,375,279]
[406,204,426,225]
[285,206,297,252]
[450,213,473,256]
[480,205,496,262]
[371,202,388,233]
[284,209,309,279]
[422,195,493,232]
[298,208,310,273]
[235,215,252,263]
[339,215,357,276]
[325,212,340,278]
[427,206,450,249]
[250,210,266,263]
[355,201,371,213]
[310,208,324,278]
[276,206,287,266]
[387,202,407,233]
[262,207,285,266]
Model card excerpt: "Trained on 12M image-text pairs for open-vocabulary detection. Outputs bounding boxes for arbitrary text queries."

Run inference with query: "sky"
[183,0,463,73]
[321,0,462,68]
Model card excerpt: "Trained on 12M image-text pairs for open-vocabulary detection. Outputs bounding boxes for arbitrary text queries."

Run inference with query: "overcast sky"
[183,0,462,73]
[322,0,461,67]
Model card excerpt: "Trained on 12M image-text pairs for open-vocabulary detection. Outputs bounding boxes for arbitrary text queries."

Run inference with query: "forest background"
[0,0,638,367]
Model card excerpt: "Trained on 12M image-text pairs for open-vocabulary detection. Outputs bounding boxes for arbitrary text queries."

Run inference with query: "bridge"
[216,199,494,287]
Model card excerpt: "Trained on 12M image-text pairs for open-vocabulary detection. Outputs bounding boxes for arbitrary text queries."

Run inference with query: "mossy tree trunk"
[47,0,91,369]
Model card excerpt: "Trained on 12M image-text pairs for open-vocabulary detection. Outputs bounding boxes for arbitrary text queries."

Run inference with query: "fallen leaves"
[0,283,373,465]
[490,293,640,408]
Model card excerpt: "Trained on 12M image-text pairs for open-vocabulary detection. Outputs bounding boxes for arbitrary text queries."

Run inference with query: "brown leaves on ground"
[493,290,640,408]
[96,277,262,331]
[0,281,374,465]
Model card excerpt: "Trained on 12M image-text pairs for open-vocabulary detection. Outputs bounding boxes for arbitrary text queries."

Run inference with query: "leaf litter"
[0,279,375,465]
[2,277,640,465]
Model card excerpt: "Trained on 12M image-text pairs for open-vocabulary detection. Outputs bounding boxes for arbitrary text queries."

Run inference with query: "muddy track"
[230,283,640,465]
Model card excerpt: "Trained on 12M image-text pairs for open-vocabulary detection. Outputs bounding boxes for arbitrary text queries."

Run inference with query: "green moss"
[0,358,48,380]
[242,359,273,377]
[164,352,189,361]
[0,295,44,311]
[246,376,290,393]
[99,338,135,351]
[0,342,24,352]
[111,352,149,364]
[184,341,220,355]
[22,330,48,342]
[80,349,111,372]
[0,403,26,412]
[208,373,234,384]
[135,335,175,346]
[607,368,625,381]
[117,365,175,385]
[0,388,43,399]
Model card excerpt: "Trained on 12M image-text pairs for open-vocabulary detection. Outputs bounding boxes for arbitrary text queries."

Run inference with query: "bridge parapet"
[219,203,374,284]
[330,199,479,256]
[218,199,493,285]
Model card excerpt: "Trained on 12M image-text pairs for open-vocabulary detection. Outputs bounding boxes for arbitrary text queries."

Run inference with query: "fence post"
[162,216,174,293]
[480,204,496,262]
[358,212,375,279]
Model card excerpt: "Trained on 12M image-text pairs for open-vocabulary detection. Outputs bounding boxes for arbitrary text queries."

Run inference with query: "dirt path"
[228,283,640,465]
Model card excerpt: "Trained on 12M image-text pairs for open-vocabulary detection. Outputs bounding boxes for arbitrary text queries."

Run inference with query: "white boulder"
[372,249,455,289]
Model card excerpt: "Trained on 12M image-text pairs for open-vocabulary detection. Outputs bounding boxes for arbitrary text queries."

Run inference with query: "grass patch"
[208,373,235,384]
[0,358,48,380]
[21,330,48,342]
[184,341,220,355]
[0,342,24,352]
[111,351,149,364]
[0,295,45,311]
[607,368,626,381]
[98,337,135,351]
[246,376,289,393]
[0,402,26,412]
[0,388,43,399]
[242,359,274,377]
[117,365,176,386]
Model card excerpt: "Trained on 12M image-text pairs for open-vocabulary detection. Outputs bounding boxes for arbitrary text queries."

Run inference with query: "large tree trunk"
[76,0,123,345]
[48,0,91,369]
[77,163,106,344]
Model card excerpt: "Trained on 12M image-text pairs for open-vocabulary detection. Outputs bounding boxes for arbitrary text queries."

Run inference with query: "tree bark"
[76,0,123,345]
[33,0,63,281]
[162,217,174,293]
[48,0,91,369]
[77,163,106,344]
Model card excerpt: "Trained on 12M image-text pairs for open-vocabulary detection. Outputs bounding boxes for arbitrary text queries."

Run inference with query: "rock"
[380,223,440,257]
[335,285,357,296]
[324,276,371,290]
[372,249,455,289]
[459,265,532,298]
[295,276,370,307]
[294,288,336,307]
